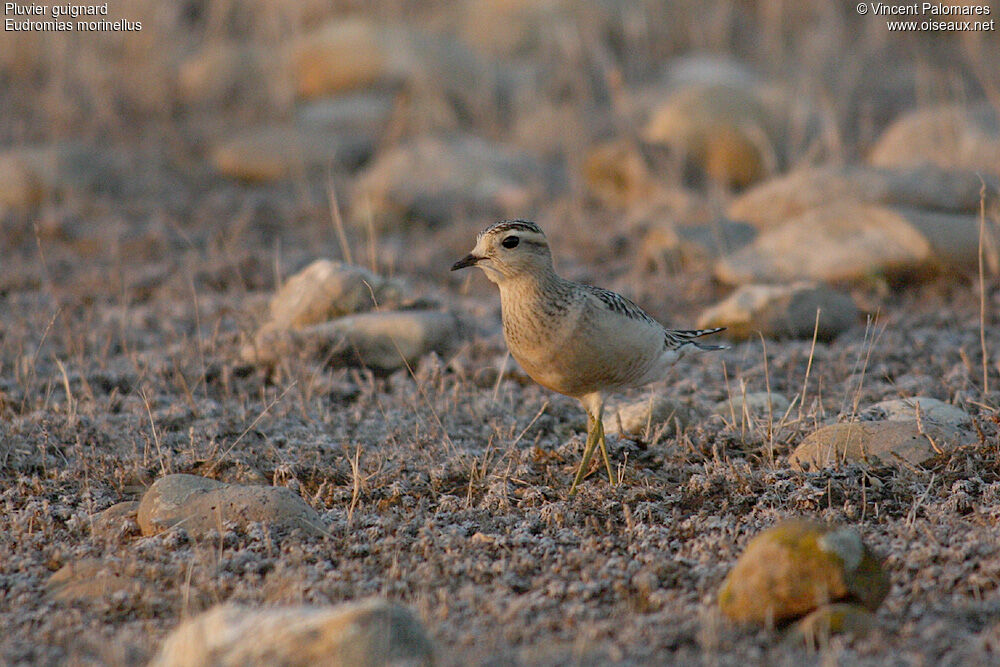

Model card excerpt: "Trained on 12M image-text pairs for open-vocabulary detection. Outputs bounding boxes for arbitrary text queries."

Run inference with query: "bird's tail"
[666,327,728,351]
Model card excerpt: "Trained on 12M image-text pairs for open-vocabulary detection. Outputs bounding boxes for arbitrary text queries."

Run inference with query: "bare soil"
[2,2,1000,665]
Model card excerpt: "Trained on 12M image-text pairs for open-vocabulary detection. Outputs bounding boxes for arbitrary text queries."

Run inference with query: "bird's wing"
[583,284,726,348]
[663,327,727,351]
[581,284,660,328]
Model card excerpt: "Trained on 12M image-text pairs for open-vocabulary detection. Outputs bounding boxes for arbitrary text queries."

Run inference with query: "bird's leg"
[569,411,600,496]
[596,415,615,486]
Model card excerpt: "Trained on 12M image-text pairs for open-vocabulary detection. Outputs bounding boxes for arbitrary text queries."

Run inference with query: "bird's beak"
[451,254,480,271]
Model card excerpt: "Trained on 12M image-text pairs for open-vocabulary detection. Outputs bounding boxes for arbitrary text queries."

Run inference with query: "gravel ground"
[2,2,1000,664]
[1,175,998,664]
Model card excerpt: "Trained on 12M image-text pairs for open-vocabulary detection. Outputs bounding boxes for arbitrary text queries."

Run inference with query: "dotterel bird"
[452,220,725,495]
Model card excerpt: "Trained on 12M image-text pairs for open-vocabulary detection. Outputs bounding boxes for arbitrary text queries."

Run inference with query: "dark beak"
[451,254,480,271]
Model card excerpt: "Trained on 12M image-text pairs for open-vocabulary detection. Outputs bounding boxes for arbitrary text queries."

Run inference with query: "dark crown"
[478,219,544,239]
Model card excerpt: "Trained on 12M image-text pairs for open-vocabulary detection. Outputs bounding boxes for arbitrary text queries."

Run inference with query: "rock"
[511,102,606,159]
[137,474,323,537]
[895,206,994,270]
[0,144,127,208]
[728,165,997,230]
[244,310,462,373]
[642,83,779,188]
[177,44,268,105]
[788,603,877,647]
[187,460,270,486]
[714,202,991,285]
[718,520,889,625]
[289,18,494,110]
[287,19,399,98]
[582,140,657,208]
[715,392,791,420]
[326,311,462,372]
[212,124,375,182]
[457,0,574,57]
[266,260,406,330]
[789,420,973,471]
[297,92,396,135]
[242,261,445,372]
[352,134,559,227]
[869,104,1000,176]
[662,54,760,90]
[90,501,140,540]
[865,397,972,428]
[46,558,141,602]
[606,395,704,438]
[181,19,494,114]
[0,146,55,207]
[151,599,434,667]
[640,219,757,271]
[698,283,857,341]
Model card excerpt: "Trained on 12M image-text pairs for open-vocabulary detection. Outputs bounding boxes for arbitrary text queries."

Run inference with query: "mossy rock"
[789,420,971,470]
[787,603,877,648]
[718,519,889,625]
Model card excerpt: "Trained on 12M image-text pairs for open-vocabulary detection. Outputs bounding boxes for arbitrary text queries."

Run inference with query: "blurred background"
[3,5,1000,663]
[1,0,998,321]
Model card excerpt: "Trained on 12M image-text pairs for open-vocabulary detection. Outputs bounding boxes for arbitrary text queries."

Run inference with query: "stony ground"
[2,178,998,664]
[2,1,1000,665]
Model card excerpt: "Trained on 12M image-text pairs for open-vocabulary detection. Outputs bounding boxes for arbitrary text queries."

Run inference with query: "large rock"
[728,165,996,230]
[177,44,271,105]
[326,311,462,371]
[90,501,140,540]
[512,101,607,159]
[0,146,56,207]
[718,520,889,625]
[0,144,127,208]
[661,54,760,90]
[352,134,559,227]
[287,19,401,98]
[178,21,402,104]
[643,83,779,188]
[788,603,878,647]
[297,92,396,135]
[243,259,453,373]
[789,420,973,471]
[211,93,396,181]
[606,395,704,438]
[265,260,406,330]
[869,104,1000,176]
[212,124,375,182]
[298,18,495,102]
[698,283,857,341]
[46,558,142,602]
[244,310,462,373]
[582,140,657,208]
[457,0,586,58]
[715,392,791,420]
[715,202,989,284]
[864,397,971,428]
[137,474,323,537]
[640,218,757,272]
[900,206,997,269]
[151,600,434,667]
[180,18,495,112]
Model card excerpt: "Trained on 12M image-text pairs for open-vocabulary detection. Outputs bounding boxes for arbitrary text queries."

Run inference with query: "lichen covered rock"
[152,599,434,667]
[718,519,889,625]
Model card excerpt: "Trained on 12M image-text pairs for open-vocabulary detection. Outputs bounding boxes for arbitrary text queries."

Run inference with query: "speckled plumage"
[452,220,724,493]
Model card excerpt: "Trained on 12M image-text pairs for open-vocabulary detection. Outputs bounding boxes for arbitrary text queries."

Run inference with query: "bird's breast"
[499,289,582,393]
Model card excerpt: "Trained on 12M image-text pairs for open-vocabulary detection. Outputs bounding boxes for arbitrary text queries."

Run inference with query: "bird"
[451,220,725,495]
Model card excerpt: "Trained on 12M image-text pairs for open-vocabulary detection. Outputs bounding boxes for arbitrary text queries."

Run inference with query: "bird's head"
[450,220,553,284]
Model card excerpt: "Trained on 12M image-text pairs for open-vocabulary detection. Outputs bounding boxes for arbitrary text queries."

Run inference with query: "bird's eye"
[501,236,520,249]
